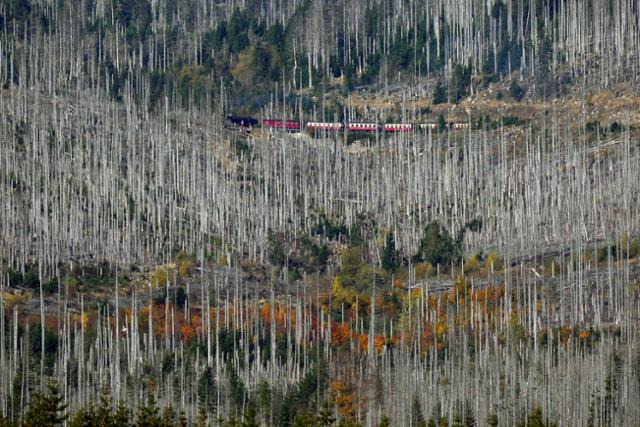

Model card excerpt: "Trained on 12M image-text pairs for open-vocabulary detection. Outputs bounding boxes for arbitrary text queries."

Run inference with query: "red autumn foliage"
[331,323,350,347]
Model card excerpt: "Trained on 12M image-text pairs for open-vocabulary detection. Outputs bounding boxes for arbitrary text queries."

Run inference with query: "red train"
[226,115,469,134]
[262,119,300,131]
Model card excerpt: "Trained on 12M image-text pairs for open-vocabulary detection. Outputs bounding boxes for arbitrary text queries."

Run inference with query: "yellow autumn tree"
[331,277,354,309]
[485,251,503,271]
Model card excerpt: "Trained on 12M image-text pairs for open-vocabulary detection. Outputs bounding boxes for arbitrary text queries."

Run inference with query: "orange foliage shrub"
[330,381,357,421]
[560,327,572,345]
[330,380,348,393]
[180,324,196,344]
[258,303,287,333]
[191,314,203,332]
[331,323,350,347]
[421,328,435,352]
[359,334,368,352]
[71,312,89,331]
[436,320,448,337]
[44,314,59,330]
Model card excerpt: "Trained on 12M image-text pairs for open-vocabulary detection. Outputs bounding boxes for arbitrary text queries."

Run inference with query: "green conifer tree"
[317,401,335,427]
[257,380,271,423]
[437,114,447,132]
[10,371,23,424]
[195,409,208,427]
[382,231,399,273]
[224,414,240,427]
[160,407,176,427]
[523,407,556,427]
[69,408,95,427]
[243,402,258,427]
[411,395,426,427]
[292,411,314,427]
[415,222,456,267]
[176,412,187,427]
[197,367,217,415]
[228,364,247,411]
[21,384,68,427]
[95,390,113,426]
[114,402,131,427]
[451,414,464,427]
[136,394,161,427]
[433,79,447,104]
[448,63,471,103]
[509,79,525,101]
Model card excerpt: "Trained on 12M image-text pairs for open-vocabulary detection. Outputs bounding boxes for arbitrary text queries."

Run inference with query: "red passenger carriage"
[263,119,301,131]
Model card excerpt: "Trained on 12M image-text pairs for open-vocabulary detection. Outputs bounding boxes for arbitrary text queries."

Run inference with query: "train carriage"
[452,122,470,129]
[306,122,343,131]
[347,122,380,132]
[384,123,413,133]
[263,119,300,131]
[418,123,438,130]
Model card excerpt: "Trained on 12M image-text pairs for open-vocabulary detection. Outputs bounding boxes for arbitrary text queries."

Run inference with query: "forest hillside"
[1,1,640,426]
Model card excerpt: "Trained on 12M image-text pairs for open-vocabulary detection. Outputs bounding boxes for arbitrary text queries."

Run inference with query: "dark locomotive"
[226,115,259,128]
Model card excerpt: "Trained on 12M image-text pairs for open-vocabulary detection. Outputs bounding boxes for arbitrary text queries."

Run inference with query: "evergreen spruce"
[242,402,258,427]
[160,407,176,427]
[197,367,217,415]
[317,401,335,427]
[509,79,525,101]
[69,408,95,427]
[177,412,188,427]
[411,396,426,427]
[135,394,161,427]
[21,384,68,427]
[382,231,399,273]
[437,114,447,132]
[257,380,272,423]
[433,79,448,104]
[114,403,131,427]
[95,390,114,426]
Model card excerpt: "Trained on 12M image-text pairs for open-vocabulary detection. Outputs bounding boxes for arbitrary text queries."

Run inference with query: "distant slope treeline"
[1,0,639,112]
